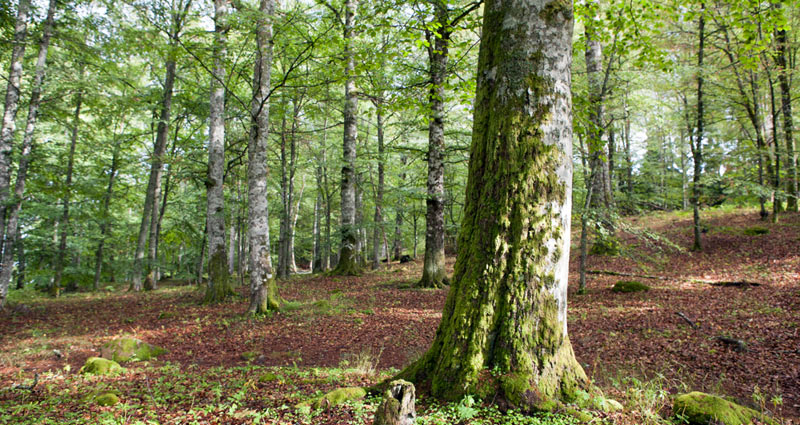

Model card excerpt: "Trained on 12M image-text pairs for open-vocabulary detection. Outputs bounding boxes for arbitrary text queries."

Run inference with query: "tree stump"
[373,380,415,425]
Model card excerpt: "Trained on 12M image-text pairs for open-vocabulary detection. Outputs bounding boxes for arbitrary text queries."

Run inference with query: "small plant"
[339,346,383,376]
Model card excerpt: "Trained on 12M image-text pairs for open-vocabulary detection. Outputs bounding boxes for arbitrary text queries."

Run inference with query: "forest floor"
[1,207,798,424]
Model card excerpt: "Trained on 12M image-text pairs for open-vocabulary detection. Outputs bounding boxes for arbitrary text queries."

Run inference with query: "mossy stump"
[611,280,650,293]
[374,380,416,425]
[101,337,166,362]
[673,392,776,425]
[80,357,123,375]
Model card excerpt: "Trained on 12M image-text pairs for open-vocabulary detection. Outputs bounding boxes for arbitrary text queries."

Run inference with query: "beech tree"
[399,0,587,410]
[332,0,361,275]
[203,0,234,303]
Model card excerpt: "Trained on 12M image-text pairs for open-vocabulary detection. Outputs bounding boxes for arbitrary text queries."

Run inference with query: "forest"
[0,0,798,424]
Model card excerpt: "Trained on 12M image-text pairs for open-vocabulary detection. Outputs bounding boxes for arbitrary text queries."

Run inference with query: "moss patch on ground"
[80,357,123,375]
[101,336,166,363]
[611,280,650,293]
[673,391,775,425]
[295,387,366,410]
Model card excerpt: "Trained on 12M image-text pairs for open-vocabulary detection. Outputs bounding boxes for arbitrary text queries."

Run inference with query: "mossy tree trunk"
[332,0,361,276]
[399,0,586,411]
[247,0,280,314]
[203,0,234,304]
[0,0,30,250]
[418,1,450,289]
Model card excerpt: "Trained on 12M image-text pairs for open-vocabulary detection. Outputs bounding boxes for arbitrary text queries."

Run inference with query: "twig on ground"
[676,312,699,329]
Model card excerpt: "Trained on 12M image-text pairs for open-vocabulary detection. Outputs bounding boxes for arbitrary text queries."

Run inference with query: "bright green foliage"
[611,280,650,293]
[101,337,166,362]
[79,357,123,375]
[673,392,776,425]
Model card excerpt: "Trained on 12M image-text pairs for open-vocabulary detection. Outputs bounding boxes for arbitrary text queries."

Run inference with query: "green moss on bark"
[203,250,235,304]
[393,0,583,414]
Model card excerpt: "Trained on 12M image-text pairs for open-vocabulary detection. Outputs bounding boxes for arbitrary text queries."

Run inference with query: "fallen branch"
[715,336,747,352]
[676,312,699,329]
[586,270,760,286]
[12,373,38,391]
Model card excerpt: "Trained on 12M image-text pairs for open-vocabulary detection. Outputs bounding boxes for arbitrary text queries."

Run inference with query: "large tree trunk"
[690,3,705,252]
[399,0,586,410]
[332,0,360,275]
[372,103,385,270]
[203,0,233,303]
[53,86,83,296]
[418,3,449,288]
[247,0,279,314]
[776,23,797,211]
[0,0,55,309]
[0,0,31,248]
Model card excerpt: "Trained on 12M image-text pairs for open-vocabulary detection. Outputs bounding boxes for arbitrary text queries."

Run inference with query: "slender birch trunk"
[52,84,83,296]
[0,0,31,248]
[0,0,55,309]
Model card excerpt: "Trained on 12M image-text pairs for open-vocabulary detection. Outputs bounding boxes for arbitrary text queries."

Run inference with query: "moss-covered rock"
[611,280,650,293]
[673,391,776,425]
[742,226,769,236]
[80,357,123,375]
[295,387,366,410]
[101,336,166,363]
[94,392,120,406]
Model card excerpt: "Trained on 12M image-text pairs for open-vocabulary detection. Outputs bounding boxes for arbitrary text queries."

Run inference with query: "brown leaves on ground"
[0,208,798,423]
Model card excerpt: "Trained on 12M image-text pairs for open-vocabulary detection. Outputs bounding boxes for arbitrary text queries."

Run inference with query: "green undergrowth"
[1,363,592,425]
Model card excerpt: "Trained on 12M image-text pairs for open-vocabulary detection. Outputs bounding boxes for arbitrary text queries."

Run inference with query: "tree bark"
[332,0,361,275]
[393,156,406,260]
[133,57,178,291]
[52,84,83,296]
[203,0,234,303]
[93,147,118,291]
[398,0,586,410]
[247,0,280,314]
[776,23,797,211]
[0,0,55,309]
[418,2,449,288]
[690,3,705,252]
[0,0,31,248]
[372,102,385,270]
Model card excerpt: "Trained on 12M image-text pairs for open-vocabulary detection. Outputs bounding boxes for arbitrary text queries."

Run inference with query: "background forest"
[0,0,796,298]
